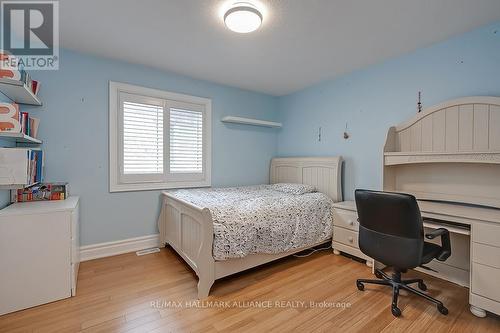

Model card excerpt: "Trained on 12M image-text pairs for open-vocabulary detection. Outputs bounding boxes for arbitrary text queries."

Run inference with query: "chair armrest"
[425,228,451,261]
[425,228,447,239]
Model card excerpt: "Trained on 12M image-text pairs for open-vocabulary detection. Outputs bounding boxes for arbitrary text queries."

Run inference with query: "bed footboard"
[158,192,215,298]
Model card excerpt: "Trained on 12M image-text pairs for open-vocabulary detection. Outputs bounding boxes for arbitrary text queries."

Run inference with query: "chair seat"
[421,242,442,264]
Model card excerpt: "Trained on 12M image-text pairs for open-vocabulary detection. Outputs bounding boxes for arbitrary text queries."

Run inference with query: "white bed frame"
[157,156,343,298]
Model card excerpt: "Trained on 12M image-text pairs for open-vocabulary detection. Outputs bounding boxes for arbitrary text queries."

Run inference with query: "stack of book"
[0,102,40,138]
[11,182,68,203]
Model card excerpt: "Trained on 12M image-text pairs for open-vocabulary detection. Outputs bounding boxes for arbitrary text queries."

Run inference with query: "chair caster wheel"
[418,281,427,291]
[391,306,401,317]
[356,281,364,291]
[437,304,448,315]
[375,270,383,279]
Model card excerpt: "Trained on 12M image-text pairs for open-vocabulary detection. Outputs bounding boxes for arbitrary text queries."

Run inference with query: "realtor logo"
[1,1,59,70]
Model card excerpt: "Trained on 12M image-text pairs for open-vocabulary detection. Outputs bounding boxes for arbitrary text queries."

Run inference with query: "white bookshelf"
[0,73,44,190]
[221,116,282,128]
[0,77,42,106]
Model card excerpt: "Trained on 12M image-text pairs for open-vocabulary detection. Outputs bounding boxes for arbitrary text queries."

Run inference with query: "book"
[21,112,29,136]
[31,80,40,95]
[29,117,40,138]
[11,182,68,203]
[0,102,21,132]
[0,50,21,81]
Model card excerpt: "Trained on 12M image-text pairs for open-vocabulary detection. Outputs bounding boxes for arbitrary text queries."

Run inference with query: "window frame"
[109,81,212,192]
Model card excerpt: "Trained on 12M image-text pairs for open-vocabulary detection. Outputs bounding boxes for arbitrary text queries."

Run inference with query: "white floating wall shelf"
[0,77,42,106]
[221,116,282,128]
[0,132,42,144]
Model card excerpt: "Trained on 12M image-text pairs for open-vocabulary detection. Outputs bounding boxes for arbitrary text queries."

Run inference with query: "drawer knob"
[349,220,354,226]
[348,236,353,243]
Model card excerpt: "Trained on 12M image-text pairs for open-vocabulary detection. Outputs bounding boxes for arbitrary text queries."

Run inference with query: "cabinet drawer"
[333,226,359,248]
[472,242,500,269]
[333,209,359,231]
[473,222,500,247]
[471,263,500,302]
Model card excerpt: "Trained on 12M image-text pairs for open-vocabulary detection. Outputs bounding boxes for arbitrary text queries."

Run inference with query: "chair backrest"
[355,189,424,269]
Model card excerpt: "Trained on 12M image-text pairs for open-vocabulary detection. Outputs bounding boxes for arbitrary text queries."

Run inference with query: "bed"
[157,157,343,298]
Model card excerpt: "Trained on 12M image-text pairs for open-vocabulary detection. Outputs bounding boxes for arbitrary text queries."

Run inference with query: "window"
[109,82,211,192]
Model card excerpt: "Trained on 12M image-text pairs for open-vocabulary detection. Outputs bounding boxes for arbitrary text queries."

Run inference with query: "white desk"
[334,200,500,318]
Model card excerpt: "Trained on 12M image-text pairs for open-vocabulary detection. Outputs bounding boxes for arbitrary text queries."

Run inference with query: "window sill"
[109,180,211,193]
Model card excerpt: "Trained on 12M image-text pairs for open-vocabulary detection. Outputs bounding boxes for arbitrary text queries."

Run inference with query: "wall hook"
[343,122,350,139]
[417,91,422,113]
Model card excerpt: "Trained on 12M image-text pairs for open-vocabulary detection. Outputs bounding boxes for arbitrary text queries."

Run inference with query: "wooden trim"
[80,234,160,262]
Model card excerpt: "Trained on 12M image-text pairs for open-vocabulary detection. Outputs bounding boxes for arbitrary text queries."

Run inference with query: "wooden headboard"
[383,96,500,208]
[270,157,343,202]
[385,96,500,154]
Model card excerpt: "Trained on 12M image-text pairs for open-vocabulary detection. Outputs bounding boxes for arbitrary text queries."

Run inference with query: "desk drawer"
[333,209,359,231]
[471,263,500,302]
[472,243,500,269]
[333,226,359,248]
[473,222,500,247]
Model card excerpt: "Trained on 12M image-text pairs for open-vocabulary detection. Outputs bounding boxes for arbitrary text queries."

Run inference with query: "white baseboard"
[80,234,161,262]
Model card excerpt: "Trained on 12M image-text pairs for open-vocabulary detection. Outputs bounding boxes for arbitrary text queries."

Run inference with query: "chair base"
[356,269,448,317]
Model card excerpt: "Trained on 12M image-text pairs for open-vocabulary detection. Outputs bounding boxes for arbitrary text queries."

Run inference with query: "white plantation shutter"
[169,107,203,174]
[110,82,211,192]
[123,101,163,175]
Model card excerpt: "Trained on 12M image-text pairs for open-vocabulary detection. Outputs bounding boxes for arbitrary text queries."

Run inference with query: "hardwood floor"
[1,247,499,333]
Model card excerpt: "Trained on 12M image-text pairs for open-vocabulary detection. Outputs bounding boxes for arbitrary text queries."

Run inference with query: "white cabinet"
[0,197,79,315]
[332,201,373,267]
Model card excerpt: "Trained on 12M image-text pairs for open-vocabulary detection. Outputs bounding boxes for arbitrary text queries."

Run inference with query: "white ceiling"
[60,0,500,96]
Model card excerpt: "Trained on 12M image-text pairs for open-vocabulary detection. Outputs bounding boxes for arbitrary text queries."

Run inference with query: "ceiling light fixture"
[224,2,263,33]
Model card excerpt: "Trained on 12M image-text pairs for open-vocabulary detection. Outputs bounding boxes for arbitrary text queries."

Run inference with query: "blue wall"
[277,21,500,200]
[19,50,279,246]
[3,21,499,246]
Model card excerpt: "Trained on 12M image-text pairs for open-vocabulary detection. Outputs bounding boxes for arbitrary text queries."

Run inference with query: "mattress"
[169,184,334,260]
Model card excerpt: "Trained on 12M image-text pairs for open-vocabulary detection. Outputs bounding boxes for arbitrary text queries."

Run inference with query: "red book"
[21,112,29,135]
[31,80,40,95]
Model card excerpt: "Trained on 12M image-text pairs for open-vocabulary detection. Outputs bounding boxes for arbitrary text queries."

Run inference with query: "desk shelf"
[384,151,500,166]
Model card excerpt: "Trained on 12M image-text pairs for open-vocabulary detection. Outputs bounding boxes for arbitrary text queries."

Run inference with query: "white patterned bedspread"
[169,185,334,260]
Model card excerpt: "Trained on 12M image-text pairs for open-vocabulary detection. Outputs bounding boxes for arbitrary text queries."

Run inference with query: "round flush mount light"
[224,2,263,33]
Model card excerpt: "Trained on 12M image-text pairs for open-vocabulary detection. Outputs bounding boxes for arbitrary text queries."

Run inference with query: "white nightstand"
[332,200,373,267]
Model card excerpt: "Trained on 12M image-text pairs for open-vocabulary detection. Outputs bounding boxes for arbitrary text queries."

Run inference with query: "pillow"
[271,183,316,195]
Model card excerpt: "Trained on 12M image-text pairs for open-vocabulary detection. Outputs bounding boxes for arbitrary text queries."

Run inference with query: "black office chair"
[354,189,451,317]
